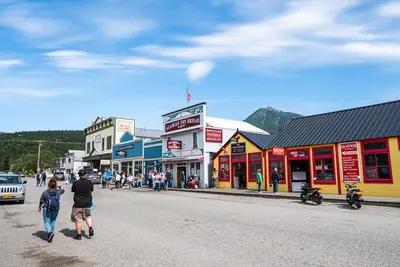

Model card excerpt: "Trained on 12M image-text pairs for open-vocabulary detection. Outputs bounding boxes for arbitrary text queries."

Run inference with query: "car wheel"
[18,200,25,204]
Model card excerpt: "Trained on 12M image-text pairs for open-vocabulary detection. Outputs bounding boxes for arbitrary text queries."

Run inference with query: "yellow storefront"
[265,100,400,198]
[212,131,274,191]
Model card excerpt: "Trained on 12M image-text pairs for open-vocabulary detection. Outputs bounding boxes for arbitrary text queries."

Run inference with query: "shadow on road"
[32,231,48,241]
[59,228,87,239]
[336,204,357,210]
[290,200,318,206]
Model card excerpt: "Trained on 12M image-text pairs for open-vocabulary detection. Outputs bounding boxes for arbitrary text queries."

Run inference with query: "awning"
[160,155,203,163]
[83,153,112,162]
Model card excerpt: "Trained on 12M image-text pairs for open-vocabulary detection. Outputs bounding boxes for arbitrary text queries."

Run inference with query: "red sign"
[165,115,200,132]
[272,147,285,156]
[206,128,223,143]
[167,140,182,150]
[340,142,360,182]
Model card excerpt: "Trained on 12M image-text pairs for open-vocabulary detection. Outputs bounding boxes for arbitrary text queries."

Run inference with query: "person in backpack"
[38,178,65,243]
[36,172,41,187]
[40,171,47,187]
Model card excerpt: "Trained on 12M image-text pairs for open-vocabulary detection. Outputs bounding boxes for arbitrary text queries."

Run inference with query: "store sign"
[163,152,176,158]
[164,105,203,123]
[206,128,223,143]
[116,151,126,157]
[167,140,182,150]
[101,160,110,165]
[95,135,101,143]
[272,147,285,156]
[287,149,308,158]
[118,144,134,151]
[231,142,246,154]
[165,115,200,132]
[340,142,360,182]
[117,119,134,132]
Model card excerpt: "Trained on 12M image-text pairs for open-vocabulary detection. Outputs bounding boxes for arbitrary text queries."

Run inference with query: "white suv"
[0,174,27,204]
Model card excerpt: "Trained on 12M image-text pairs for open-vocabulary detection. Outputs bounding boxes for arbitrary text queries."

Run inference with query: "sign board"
[167,140,182,150]
[116,119,134,132]
[118,144,134,151]
[164,105,203,123]
[95,135,101,143]
[206,128,223,143]
[165,115,200,132]
[163,152,176,158]
[116,151,126,157]
[340,142,360,182]
[272,147,285,156]
[231,142,246,154]
[100,160,110,165]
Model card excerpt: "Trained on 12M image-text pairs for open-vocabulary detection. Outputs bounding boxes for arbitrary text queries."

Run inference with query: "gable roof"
[266,100,400,149]
[206,117,269,134]
[240,131,275,149]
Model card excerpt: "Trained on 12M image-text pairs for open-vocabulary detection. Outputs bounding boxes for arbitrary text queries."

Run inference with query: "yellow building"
[212,131,275,191]
[264,100,400,198]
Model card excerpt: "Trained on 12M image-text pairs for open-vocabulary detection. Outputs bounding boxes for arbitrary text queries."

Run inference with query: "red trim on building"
[361,138,393,184]
[263,150,268,191]
[335,144,342,195]
[312,146,336,185]
[398,136,400,150]
[231,153,246,188]
[247,152,262,183]
[218,155,230,182]
[286,148,310,192]
[267,152,286,185]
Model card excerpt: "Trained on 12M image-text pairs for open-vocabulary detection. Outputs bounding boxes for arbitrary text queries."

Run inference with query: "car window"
[0,176,22,184]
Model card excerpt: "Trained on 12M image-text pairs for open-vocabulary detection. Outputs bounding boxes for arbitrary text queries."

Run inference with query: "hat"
[78,169,86,177]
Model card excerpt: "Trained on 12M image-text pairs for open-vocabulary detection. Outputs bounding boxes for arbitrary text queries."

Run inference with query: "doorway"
[177,166,187,187]
[289,160,310,192]
[232,162,247,189]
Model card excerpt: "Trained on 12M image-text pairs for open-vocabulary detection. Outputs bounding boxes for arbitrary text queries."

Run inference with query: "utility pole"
[37,140,42,173]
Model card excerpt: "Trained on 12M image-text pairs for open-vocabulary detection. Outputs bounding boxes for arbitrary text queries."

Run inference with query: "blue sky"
[1,0,400,132]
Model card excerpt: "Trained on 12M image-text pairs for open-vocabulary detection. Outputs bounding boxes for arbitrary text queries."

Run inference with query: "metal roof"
[239,131,275,149]
[266,100,400,149]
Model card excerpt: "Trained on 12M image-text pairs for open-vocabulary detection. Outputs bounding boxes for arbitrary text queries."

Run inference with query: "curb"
[169,189,400,208]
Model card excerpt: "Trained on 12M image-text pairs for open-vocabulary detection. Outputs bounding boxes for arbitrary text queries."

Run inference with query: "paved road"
[1,179,400,267]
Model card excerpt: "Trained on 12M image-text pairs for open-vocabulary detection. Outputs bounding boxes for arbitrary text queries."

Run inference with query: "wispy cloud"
[120,57,186,68]
[95,18,155,39]
[187,61,215,82]
[378,1,400,17]
[0,59,23,68]
[0,88,77,98]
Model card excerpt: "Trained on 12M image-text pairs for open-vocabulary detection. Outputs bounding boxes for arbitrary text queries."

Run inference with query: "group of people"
[148,169,174,191]
[38,169,95,243]
[101,171,144,189]
[35,172,47,187]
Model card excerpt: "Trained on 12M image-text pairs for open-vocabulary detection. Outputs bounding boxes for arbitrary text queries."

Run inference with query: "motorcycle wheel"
[315,197,322,205]
[355,200,362,209]
[300,194,307,203]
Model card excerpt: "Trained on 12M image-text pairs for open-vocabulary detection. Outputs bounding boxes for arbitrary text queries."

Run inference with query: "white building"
[161,102,268,188]
[65,150,88,174]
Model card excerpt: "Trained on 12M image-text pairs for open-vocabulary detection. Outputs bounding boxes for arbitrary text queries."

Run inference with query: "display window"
[218,156,230,181]
[312,146,336,184]
[361,139,392,184]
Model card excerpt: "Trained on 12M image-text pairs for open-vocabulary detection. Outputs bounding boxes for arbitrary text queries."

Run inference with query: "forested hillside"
[0,131,84,173]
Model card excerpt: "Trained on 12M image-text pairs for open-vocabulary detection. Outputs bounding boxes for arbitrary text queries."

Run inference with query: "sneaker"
[47,232,55,243]
[74,234,82,241]
[89,228,94,237]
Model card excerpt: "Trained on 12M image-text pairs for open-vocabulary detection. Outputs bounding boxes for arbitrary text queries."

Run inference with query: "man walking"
[71,169,94,240]
[180,171,186,189]
[256,169,263,193]
[40,171,47,187]
[36,172,41,187]
[165,169,173,190]
[271,167,280,193]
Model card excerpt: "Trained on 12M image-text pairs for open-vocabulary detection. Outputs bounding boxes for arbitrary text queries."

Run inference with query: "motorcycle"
[300,183,323,205]
[345,182,363,209]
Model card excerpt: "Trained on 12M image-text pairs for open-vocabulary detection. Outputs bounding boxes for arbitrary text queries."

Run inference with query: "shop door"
[289,160,310,192]
[177,166,187,187]
[231,162,247,189]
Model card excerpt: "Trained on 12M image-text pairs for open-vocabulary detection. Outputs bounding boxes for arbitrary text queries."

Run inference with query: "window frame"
[102,138,105,151]
[248,152,262,182]
[218,156,230,181]
[312,146,336,185]
[86,142,90,154]
[398,137,400,150]
[192,132,198,149]
[361,138,393,184]
[268,152,286,184]
[106,136,112,150]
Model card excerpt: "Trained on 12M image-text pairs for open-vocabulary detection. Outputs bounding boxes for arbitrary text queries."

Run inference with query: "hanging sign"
[206,128,223,143]
[231,142,246,154]
[167,140,182,150]
[165,115,200,132]
[340,142,360,182]
[272,147,285,156]
[116,151,126,157]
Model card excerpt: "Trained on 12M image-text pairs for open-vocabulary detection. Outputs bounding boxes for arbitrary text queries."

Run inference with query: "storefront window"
[135,161,143,176]
[312,147,335,184]
[248,153,262,182]
[362,139,391,183]
[268,152,286,184]
[87,142,90,154]
[190,162,201,180]
[107,136,112,150]
[232,154,246,161]
[219,156,230,181]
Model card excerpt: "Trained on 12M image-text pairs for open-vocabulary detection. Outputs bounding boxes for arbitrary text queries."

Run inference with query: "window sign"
[340,142,360,182]
[231,143,246,154]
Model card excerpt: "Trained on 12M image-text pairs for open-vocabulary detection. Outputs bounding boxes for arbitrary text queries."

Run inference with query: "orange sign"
[272,147,285,156]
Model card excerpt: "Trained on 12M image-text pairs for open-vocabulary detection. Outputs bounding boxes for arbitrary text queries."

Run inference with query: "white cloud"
[0,59,23,68]
[186,61,215,82]
[120,57,186,68]
[96,18,155,39]
[341,42,400,60]
[378,1,400,17]
[0,88,76,98]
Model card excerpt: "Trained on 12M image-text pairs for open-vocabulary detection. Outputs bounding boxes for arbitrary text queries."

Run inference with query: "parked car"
[54,172,65,181]
[86,171,101,184]
[0,173,27,204]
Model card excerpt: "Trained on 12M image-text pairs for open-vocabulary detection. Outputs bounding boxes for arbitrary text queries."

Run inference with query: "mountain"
[244,107,302,135]
[0,130,84,173]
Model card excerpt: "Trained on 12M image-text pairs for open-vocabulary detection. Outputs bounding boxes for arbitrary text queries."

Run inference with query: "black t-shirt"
[72,179,93,208]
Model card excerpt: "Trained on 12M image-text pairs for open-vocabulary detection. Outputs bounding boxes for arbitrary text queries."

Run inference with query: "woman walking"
[38,178,65,243]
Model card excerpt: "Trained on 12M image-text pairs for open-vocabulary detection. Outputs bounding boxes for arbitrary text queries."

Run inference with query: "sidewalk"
[169,188,400,208]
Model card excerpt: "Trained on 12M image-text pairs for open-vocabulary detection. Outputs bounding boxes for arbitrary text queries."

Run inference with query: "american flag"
[187,87,191,103]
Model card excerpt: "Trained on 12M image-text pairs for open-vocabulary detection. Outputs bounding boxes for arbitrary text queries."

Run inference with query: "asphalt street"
[1,179,400,267]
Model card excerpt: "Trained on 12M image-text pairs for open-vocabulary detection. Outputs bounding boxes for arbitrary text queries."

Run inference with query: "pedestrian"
[38,178,65,243]
[256,169,263,193]
[160,171,166,190]
[65,173,70,185]
[121,172,126,188]
[36,172,41,187]
[165,169,172,190]
[148,171,153,188]
[71,169,95,241]
[40,172,47,187]
[211,168,218,189]
[136,174,143,188]
[271,167,280,193]
[115,172,121,189]
[154,171,161,192]
[180,171,186,189]
[101,171,107,189]
[70,172,75,184]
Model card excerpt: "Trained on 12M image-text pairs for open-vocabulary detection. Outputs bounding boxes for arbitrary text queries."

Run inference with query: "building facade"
[143,140,163,184]
[65,150,88,174]
[161,102,268,188]
[83,117,135,172]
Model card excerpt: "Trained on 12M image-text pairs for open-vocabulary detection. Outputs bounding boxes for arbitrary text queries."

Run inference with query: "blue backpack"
[45,191,60,212]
